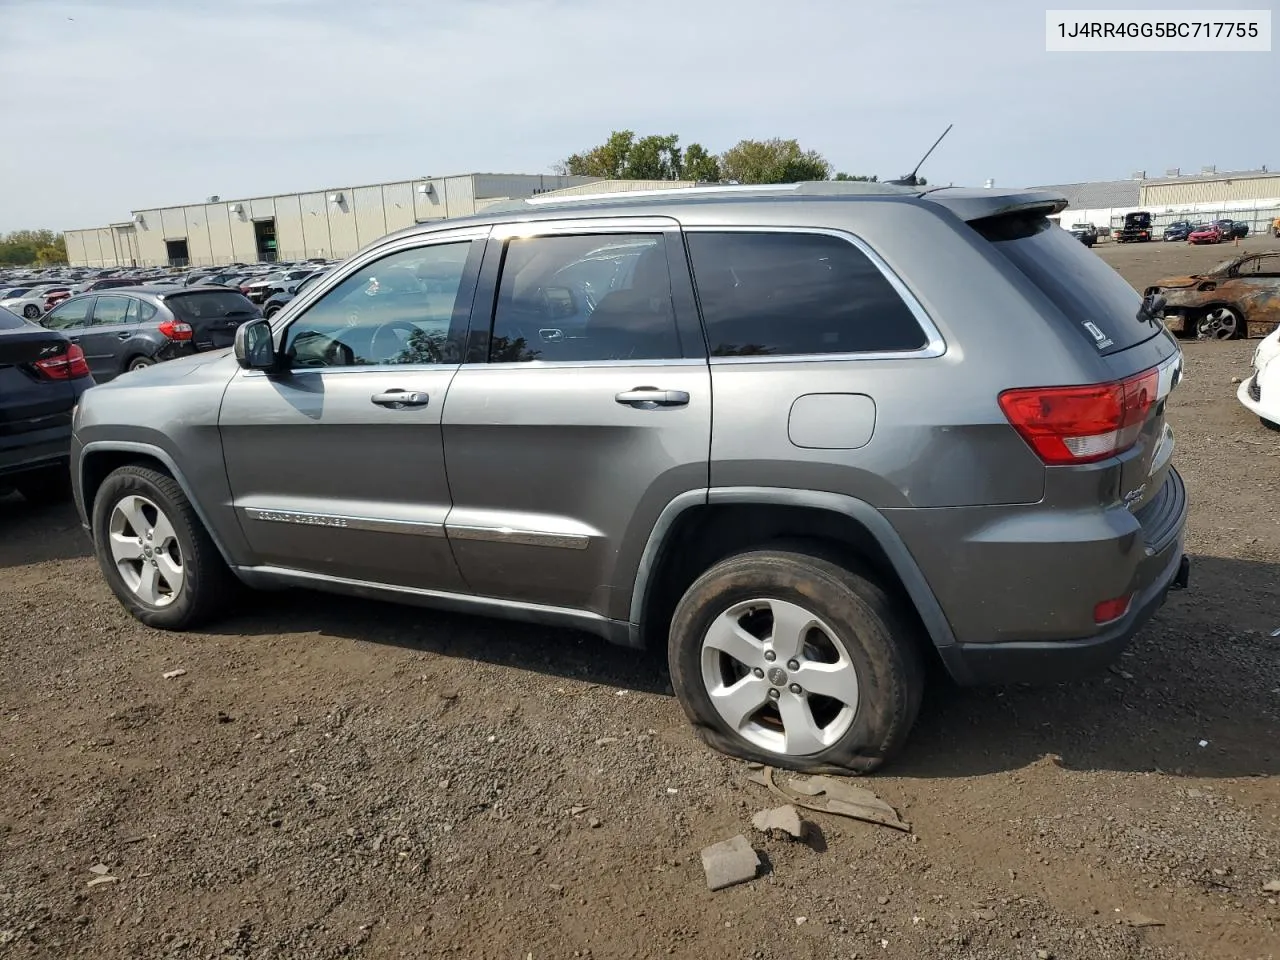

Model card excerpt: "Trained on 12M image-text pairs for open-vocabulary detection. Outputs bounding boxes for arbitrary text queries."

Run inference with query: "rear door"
[0,308,77,475]
[78,294,139,380]
[440,218,710,620]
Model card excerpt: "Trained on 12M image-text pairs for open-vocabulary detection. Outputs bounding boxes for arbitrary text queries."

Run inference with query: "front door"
[441,220,711,621]
[78,294,140,381]
[218,232,486,591]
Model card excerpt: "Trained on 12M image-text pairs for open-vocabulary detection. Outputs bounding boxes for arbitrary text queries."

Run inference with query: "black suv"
[39,287,261,382]
[0,306,94,503]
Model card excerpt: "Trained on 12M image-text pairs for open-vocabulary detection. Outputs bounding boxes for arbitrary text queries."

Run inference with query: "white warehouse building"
[63,172,597,268]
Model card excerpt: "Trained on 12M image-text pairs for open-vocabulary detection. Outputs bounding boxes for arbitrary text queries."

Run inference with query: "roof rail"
[479,180,918,214]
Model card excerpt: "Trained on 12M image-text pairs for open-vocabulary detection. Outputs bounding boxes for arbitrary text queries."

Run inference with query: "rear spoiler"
[918,188,1068,223]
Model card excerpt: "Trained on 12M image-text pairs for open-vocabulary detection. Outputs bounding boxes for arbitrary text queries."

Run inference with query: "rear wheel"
[128,356,156,372]
[668,547,925,775]
[92,465,237,629]
[1196,305,1242,340]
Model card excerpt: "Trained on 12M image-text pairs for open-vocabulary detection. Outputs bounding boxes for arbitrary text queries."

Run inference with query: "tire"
[91,464,237,629]
[127,356,156,372]
[264,305,280,318]
[23,304,40,320]
[668,547,925,775]
[1196,305,1243,340]
[13,466,71,505]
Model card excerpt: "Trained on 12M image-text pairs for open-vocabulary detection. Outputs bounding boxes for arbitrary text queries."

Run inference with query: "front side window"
[282,241,473,368]
[91,295,132,326]
[42,298,93,331]
[686,232,928,357]
[487,233,683,363]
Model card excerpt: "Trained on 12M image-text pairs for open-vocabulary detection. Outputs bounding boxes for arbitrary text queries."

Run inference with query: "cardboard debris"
[746,766,910,832]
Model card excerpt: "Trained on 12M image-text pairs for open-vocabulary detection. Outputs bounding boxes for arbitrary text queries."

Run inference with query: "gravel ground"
[1,240,1278,960]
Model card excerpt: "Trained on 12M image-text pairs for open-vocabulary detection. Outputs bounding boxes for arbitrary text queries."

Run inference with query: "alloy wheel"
[1197,306,1240,340]
[107,495,184,606]
[700,597,859,756]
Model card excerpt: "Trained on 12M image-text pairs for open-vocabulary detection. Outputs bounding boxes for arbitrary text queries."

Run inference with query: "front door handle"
[615,387,690,408]
[371,390,429,408]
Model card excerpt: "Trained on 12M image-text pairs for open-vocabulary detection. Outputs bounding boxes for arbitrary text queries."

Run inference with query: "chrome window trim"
[488,216,679,239]
[681,225,946,364]
[472,357,707,371]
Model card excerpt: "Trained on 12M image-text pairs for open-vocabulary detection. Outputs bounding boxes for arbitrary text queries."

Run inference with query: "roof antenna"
[889,123,953,187]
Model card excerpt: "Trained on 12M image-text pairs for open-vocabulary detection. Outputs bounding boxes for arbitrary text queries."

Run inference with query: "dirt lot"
[2,239,1278,960]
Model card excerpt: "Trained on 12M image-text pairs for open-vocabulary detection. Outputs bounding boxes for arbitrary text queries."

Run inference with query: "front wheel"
[1197,305,1243,340]
[92,465,237,629]
[23,305,40,320]
[668,547,924,775]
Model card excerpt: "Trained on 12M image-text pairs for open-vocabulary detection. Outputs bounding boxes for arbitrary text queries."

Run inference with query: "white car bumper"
[1238,364,1280,425]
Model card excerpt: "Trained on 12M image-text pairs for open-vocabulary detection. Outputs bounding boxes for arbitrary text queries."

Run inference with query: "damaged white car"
[1239,326,1280,429]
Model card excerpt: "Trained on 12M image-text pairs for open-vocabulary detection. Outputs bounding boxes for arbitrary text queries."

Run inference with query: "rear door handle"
[117,332,132,340]
[615,387,690,408]
[371,390,429,408]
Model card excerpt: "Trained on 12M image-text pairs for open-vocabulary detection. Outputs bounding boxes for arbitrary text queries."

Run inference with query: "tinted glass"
[42,298,93,330]
[91,295,132,326]
[166,291,259,322]
[976,214,1159,355]
[686,232,927,357]
[489,233,682,363]
[283,241,473,368]
[0,306,26,330]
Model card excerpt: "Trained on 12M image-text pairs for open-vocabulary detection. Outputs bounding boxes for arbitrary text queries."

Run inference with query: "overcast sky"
[0,0,1275,231]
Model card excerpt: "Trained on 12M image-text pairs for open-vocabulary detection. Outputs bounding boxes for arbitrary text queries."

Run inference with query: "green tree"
[682,143,721,182]
[0,229,66,266]
[719,138,831,184]
[561,130,639,178]
[834,172,878,182]
[560,130,688,181]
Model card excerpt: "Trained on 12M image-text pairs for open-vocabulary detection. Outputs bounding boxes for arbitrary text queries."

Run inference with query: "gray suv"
[69,182,1189,773]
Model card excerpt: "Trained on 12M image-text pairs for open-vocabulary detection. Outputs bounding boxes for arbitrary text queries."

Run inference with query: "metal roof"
[1024,180,1141,210]
[1142,167,1276,186]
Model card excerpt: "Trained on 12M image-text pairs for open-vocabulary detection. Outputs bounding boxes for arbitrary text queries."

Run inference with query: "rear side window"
[686,232,928,357]
[0,306,25,330]
[974,215,1158,355]
[165,291,258,322]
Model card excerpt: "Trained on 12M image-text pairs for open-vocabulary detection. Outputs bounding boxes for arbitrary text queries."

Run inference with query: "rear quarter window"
[973,215,1159,355]
[686,231,929,357]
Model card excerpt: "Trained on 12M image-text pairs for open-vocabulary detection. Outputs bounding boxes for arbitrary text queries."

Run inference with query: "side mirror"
[234,317,277,370]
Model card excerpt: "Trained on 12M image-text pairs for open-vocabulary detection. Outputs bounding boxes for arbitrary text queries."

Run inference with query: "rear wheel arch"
[631,489,956,658]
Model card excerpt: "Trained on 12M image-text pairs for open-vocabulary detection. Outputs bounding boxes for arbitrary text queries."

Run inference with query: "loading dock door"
[165,239,189,267]
[253,219,278,263]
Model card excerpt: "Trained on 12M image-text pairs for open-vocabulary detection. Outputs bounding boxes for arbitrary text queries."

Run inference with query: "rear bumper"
[939,544,1188,685]
[888,465,1190,685]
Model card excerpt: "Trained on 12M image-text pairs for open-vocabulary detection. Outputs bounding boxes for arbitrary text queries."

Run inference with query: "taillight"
[999,367,1158,465]
[157,320,193,341]
[33,343,91,380]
